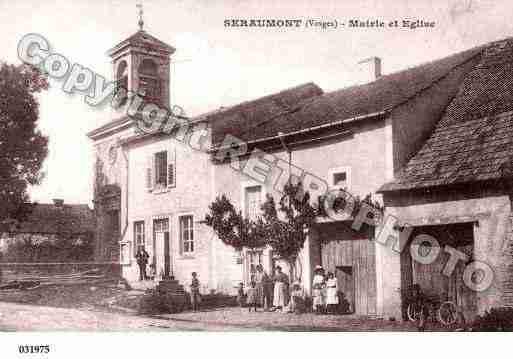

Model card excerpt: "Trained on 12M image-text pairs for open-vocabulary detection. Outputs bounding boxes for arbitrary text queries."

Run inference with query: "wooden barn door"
[353,239,377,315]
[412,251,448,299]
[448,244,477,320]
[320,223,377,316]
[336,266,354,313]
[411,225,475,307]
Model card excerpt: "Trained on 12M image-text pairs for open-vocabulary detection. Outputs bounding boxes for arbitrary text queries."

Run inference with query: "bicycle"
[407,296,459,326]
[406,285,459,327]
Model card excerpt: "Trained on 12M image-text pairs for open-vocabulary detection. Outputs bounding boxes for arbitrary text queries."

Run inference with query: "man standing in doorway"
[135,247,149,281]
[255,264,273,311]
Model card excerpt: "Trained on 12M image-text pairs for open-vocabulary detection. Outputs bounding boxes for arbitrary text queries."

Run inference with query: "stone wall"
[382,187,513,320]
[92,126,134,262]
[212,119,391,297]
[123,131,215,292]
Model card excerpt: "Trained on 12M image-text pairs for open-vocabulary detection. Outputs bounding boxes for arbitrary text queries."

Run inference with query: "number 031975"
[18,345,50,354]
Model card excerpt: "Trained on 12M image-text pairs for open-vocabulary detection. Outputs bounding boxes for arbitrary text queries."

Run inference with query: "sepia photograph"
[1,0,513,355]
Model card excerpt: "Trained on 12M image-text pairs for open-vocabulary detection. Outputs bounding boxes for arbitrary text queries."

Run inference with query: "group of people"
[237,264,341,314]
[146,257,343,314]
[312,265,340,314]
[238,264,300,312]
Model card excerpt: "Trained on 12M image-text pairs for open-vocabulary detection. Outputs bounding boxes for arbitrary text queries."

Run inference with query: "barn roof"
[206,45,483,148]
[91,37,484,148]
[380,38,513,192]
[5,203,95,235]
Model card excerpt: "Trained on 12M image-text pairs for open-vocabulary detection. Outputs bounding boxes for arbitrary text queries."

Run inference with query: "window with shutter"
[179,215,194,254]
[145,155,153,192]
[167,163,175,187]
[154,151,168,188]
[245,250,263,284]
[167,149,176,188]
[133,221,145,254]
[244,185,262,220]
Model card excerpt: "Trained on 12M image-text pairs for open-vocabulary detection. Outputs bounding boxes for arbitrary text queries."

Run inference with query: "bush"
[137,289,186,315]
[3,234,94,263]
[472,307,513,331]
[199,293,237,309]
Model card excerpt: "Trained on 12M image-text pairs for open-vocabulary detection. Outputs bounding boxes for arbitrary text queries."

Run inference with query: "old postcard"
[1,0,512,355]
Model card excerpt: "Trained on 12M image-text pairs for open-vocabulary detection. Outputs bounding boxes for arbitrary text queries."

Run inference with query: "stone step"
[157,278,186,295]
[156,278,189,312]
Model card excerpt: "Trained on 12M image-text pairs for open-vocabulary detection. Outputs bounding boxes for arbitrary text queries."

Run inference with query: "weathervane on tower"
[136,3,144,31]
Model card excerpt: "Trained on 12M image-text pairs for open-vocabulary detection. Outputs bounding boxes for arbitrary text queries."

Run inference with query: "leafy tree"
[205,182,317,281]
[0,63,48,221]
[204,194,266,251]
[317,190,384,232]
[261,182,317,280]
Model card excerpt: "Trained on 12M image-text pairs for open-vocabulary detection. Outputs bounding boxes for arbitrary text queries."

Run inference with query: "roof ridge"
[386,44,486,80]
[321,45,486,112]
[204,82,322,122]
[31,202,91,207]
[379,37,513,193]
[383,48,485,113]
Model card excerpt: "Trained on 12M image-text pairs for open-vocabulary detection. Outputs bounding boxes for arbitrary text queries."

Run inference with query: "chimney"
[53,198,64,207]
[357,57,382,84]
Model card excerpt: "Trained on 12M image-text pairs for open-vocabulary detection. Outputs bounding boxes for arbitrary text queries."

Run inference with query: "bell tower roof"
[107,30,176,58]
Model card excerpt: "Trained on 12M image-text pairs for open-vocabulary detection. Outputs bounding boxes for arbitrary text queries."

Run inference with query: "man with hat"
[255,264,273,311]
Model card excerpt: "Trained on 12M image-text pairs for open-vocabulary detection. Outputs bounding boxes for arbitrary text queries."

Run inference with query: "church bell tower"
[106,4,175,108]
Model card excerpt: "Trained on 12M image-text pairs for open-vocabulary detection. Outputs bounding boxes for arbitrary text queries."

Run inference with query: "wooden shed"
[318,222,377,316]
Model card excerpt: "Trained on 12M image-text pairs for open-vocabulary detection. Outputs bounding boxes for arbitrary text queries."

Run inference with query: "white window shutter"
[178,218,183,255]
[167,149,176,188]
[145,155,154,192]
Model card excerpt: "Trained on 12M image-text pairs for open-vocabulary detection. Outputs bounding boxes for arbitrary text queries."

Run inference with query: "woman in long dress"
[312,265,325,314]
[272,266,289,311]
[325,272,339,314]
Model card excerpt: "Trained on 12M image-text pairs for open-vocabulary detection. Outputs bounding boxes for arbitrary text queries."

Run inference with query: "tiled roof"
[8,203,95,235]
[207,83,323,147]
[92,37,483,148]
[108,30,175,55]
[207,46,483,147]
[381,38,513,192]
[87,116,131,139]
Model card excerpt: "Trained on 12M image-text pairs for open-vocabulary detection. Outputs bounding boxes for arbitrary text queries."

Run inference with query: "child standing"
[236,282,246,307]
[190,272,201,312]
[312,265,326,314]
[246,281,258,312]
[325,272,339,314]
[289,281,306,314]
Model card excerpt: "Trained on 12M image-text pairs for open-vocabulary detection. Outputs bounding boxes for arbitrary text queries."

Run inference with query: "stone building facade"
[89,27,513,320]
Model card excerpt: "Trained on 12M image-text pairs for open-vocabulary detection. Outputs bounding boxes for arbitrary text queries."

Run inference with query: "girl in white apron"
[325,272,339,313]
[272,266,289,311]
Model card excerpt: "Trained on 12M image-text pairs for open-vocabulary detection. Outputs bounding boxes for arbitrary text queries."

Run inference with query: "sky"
[0,0,512,206]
